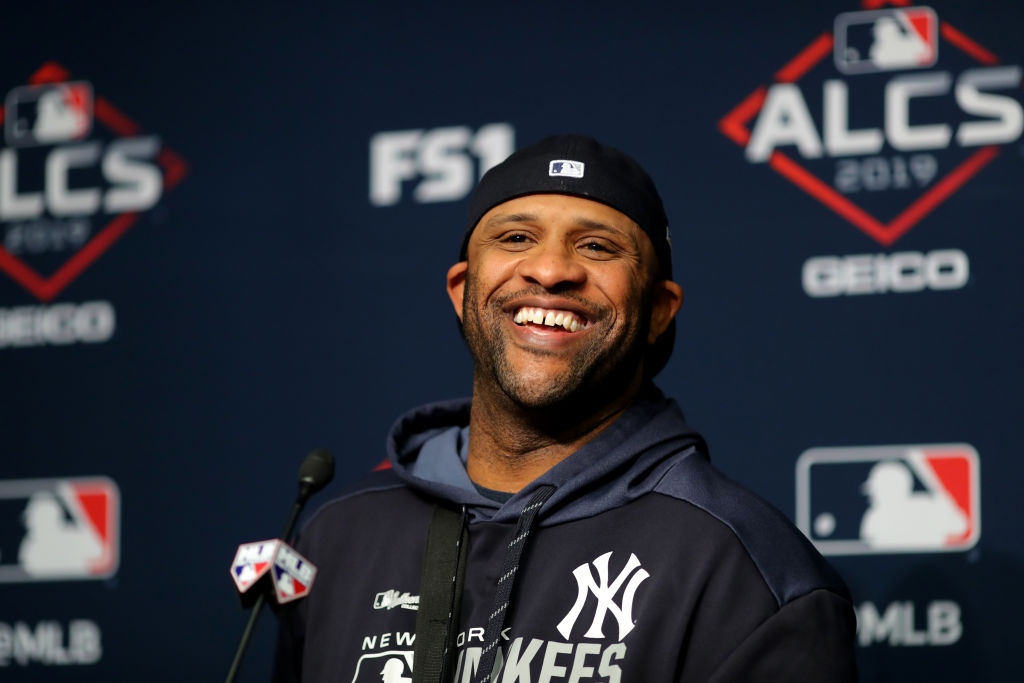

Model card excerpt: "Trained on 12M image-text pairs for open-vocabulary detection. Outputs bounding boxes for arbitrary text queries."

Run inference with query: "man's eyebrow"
[483,213,538,228]
[573,217,640,246]
[481,212,639,246]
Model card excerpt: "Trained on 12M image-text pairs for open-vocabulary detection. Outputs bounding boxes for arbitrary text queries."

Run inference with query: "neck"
[465,372,645,493]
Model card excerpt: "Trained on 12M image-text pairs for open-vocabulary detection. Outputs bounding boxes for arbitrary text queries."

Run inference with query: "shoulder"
[296,469,428,546]
[652,452,850,607]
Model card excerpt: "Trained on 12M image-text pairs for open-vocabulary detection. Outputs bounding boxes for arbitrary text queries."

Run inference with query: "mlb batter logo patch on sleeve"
[0,476,120,582]
[796,444,979,555]
[549,159,585,178]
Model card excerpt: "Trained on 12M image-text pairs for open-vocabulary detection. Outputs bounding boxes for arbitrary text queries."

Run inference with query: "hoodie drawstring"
[473,484,555,683]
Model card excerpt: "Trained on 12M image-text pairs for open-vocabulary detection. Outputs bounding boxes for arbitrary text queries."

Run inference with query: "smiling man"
[274,136,857,683]
[450,192,683,493]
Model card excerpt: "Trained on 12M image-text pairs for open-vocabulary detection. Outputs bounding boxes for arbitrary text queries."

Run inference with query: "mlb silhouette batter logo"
[229,539,317,604]
[0,476,119,581]
[796,444,979,555]
[5,81,93,146]
[548,159,585,178]
[834,5,939,74]
[230,540,277,593]
[350,650,413,683]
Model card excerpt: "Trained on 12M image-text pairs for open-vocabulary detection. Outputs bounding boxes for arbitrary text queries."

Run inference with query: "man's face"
[446,194,681,409]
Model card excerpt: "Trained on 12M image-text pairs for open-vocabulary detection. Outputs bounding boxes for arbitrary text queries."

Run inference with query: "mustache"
[490,287,608,321]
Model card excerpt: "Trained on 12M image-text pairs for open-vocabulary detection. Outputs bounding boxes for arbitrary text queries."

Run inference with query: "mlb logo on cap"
[834,6,939,75]
[549,159,585,178]
[796,443,980,555]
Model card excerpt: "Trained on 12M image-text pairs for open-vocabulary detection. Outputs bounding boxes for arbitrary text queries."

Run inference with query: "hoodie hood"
[386,385,708,527]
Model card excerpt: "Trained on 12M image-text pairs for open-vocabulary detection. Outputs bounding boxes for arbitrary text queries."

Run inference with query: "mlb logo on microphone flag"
[796,444,980,555]
[230,539,317,604]
[230,540,278,593]
[0,476,119,582]
[272,543,316,603]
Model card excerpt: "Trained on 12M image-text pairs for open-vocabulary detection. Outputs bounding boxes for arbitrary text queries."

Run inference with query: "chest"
[300,496,773,682]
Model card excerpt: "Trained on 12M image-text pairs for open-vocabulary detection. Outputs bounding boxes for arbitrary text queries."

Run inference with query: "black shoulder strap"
[413,504,467,683]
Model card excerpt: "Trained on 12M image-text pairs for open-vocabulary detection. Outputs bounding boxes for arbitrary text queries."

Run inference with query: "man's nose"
[516,240,587,289]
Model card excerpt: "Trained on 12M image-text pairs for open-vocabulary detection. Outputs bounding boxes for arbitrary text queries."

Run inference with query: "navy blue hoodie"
[273,387,857,682]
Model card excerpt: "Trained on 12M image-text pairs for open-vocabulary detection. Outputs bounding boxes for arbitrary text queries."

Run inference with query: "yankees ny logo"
[556,551,649,641]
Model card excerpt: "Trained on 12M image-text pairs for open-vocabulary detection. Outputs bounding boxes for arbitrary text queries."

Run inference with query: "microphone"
[298,448,335,501]
[225,449,336,683]
[286,448,335,537]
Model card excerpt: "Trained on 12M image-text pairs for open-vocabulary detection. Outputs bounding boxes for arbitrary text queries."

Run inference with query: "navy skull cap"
[462,134,673,279]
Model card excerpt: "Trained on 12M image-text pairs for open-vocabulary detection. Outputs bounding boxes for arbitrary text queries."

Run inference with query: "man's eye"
[581,241,613,253]
[501,233,529,243]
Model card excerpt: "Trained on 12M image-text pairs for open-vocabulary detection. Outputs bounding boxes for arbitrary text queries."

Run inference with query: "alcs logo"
[0,476,120,582]
[0,61,186,304]
[720,1,1022,297]
[796,443,980,555]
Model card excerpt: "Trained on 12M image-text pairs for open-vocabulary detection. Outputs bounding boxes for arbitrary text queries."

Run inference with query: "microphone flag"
[230,539,317,605]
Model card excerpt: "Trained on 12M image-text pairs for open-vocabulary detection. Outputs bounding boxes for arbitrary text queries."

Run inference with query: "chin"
[497,365,621,413]
[502,382,579,411]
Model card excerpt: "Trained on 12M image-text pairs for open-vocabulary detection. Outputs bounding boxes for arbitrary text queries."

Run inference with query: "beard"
[460,276,652,412]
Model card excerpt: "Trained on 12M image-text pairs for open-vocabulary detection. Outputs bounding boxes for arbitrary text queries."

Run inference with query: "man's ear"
[446,261,468,323]
[648,279,684,343]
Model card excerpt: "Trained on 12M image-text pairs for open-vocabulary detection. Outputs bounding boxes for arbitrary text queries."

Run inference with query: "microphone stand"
[225,450,332,683]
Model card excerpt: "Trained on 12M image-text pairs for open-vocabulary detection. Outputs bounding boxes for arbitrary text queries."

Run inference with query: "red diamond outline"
[718,1,1009,247]
[0,61,187,302]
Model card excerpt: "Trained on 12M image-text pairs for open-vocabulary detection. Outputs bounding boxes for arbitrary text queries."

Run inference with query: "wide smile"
[512,306,590,333]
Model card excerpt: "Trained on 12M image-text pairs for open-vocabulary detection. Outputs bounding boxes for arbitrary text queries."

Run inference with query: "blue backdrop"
[2,1,1021,680]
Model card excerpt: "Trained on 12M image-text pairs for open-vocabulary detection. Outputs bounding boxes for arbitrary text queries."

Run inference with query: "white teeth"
[513,306,586,331]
